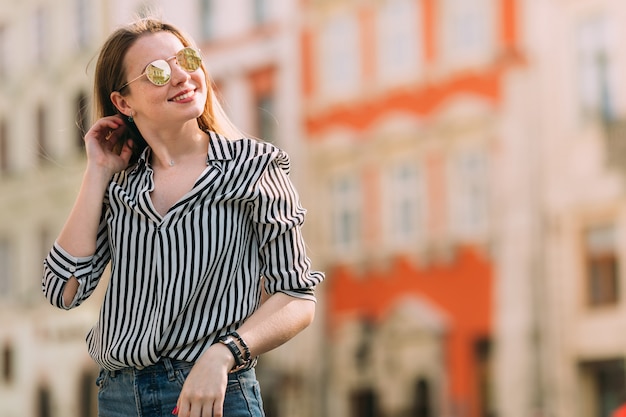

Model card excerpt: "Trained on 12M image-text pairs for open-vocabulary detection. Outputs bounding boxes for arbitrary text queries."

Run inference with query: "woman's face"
[119,31,207,129]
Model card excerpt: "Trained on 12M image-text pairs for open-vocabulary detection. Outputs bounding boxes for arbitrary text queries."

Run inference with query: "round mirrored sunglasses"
[116,47,202,91]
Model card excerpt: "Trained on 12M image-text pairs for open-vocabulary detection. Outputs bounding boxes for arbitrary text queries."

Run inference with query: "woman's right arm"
[46,116,133,307]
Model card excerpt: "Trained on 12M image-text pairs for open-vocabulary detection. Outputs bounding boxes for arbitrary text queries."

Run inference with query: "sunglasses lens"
[177,48,202,72]
[145,60,171,85]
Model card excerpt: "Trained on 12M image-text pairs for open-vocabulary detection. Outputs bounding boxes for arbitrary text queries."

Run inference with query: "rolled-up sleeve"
[42,216,111,310]
[251,151,325,301]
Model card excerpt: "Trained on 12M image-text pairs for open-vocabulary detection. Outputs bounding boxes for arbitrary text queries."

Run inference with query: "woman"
[42,18,324,417]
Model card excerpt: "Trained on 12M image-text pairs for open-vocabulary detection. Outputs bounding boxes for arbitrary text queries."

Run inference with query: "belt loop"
[162,357,177,382]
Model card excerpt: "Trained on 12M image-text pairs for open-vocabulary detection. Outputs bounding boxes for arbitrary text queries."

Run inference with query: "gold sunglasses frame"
[116,47,202,92]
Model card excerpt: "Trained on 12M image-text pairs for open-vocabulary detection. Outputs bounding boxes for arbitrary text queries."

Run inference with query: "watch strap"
[217,335,245,367]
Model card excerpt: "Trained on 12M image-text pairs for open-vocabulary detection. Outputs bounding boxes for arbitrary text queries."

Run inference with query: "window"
[75,91,90,150]
[448,149,489,239]
[34,7,48,64]
[0,25,6,79]
[253,0,270,25]
[384,161,426,247]
[256,94,276,143]
[0,118,7,173]
[413,378,433,417]
[440,0,495,66]
[319,13,361,97]
[1,343,13,384]
[37,385,52,417]
[350,388,380,417]
[249,68,277,144]
[577,15,616,121]
[75,0,90,49]
[0,238,12,298]
[474,338,494,417]
[585,224,619,307]
[36,105,49,164]
[376,0,422,80]
[355,319,374,368]
[579,359,625,417]
[201,0,214,40]
[330,174,362,254]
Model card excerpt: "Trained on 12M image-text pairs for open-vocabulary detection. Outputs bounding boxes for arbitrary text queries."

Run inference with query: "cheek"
[191,73,209,104]
[192,72,207,92]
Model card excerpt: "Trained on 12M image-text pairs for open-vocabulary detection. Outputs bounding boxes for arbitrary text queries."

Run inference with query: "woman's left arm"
[234,291,316,356]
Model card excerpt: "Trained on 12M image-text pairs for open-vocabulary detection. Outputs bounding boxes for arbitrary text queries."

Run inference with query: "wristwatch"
[217,335,245,367]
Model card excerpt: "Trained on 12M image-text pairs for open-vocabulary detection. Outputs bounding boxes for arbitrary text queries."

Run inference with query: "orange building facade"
[299,0,522,415]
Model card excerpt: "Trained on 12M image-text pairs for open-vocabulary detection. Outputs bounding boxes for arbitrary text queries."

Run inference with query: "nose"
[169,60,192,85]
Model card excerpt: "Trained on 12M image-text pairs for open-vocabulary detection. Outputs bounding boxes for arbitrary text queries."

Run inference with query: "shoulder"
[232,137,283,160]
[209,132,290,173]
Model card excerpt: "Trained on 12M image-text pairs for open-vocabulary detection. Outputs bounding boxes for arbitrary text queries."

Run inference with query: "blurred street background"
[1,0,626,416]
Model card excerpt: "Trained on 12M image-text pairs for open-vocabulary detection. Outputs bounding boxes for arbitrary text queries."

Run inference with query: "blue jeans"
[96,358,265,417]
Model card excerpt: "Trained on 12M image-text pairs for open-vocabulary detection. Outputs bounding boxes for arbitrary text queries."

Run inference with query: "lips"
[170,89,195,102]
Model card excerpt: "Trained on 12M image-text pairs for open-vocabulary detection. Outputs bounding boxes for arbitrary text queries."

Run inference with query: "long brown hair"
[93,18,241,163]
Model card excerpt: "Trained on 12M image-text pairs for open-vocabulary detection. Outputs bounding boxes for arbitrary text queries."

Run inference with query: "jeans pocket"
[173,364,194,388]
[224,370,265,417]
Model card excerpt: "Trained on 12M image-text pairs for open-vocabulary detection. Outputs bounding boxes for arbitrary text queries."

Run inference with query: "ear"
[110,91,133,117]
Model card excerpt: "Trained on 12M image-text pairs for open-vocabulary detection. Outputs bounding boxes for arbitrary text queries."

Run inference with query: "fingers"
[174,396,224,417]
[175,389,225,417]
[85,116,129,155]
[174,401,220,417]
[82,115,133,173]
[87,115,125,139]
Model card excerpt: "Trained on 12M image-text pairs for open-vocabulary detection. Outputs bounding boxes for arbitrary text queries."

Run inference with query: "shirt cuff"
[278,288,317,303]
[45,241,95,281]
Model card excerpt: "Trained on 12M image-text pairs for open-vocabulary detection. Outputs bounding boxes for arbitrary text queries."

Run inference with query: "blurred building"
[300,0,516,415]
[1,0,626,417]
[497,1,626,416]
[0,0,109,416]
[0,0,325,416]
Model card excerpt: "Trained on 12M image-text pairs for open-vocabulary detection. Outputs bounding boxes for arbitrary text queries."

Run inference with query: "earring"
[128,111,134,123]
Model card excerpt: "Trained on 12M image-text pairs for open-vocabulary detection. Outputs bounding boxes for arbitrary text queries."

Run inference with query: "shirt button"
[69,266,76,273]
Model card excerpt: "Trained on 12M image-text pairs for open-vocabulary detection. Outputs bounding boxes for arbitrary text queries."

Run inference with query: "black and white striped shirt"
[42,132,324,371]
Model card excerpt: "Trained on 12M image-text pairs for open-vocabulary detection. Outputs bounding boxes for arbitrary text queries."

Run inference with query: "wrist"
[217,332,252,371]
[83,163,114,188]
[212,342,237,371]
[218,335,245,369]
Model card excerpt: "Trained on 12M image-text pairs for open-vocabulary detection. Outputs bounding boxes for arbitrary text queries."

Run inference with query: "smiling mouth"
[170,90,195,102]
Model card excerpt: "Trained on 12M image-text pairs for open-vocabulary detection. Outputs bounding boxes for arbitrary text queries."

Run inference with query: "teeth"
[172,91,194,101]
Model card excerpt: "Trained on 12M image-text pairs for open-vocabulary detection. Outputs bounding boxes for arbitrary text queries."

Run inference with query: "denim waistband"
[107,357,255,378]
[108,357,193,378]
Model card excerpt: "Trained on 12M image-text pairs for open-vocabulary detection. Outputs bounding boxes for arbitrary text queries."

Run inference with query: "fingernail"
[172,406,178,415]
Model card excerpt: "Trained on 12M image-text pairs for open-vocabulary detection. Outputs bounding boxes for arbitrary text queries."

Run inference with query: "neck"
[146,128,209,169]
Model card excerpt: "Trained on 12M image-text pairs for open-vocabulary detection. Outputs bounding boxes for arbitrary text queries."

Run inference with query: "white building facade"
[3,0,626,416]
[0,0,323,416]
[494,0,626,416]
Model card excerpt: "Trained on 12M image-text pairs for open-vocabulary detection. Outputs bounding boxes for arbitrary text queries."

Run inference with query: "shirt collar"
[206,130,234,162]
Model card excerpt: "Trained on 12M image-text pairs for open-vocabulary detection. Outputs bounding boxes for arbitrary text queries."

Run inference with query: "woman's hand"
[83,115,132,175]
[175,343,235,417]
